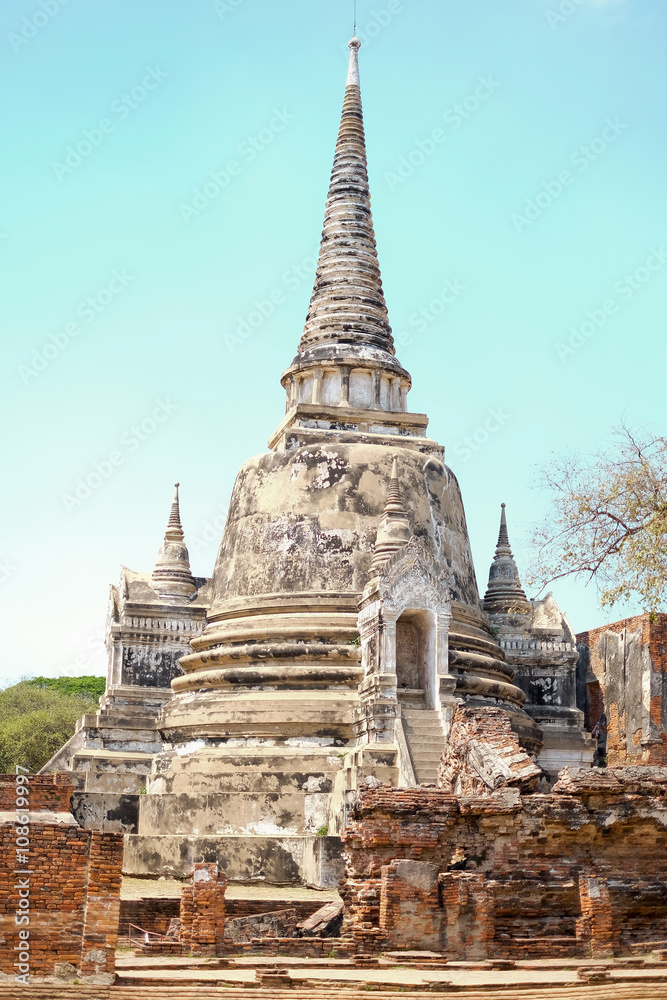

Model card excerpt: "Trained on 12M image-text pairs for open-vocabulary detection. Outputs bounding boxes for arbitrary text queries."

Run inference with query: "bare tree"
[528,425,667,612]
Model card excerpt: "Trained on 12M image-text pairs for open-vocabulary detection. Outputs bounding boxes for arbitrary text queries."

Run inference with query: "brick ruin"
[577,612,667,766]
[3,761,667,974]
[0,774,123,984]
[340,766,667,959]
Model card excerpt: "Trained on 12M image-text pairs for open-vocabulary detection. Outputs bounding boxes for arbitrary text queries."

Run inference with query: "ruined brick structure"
[341,768,667,959]
[0,775,123,984]
[577,613,667,765]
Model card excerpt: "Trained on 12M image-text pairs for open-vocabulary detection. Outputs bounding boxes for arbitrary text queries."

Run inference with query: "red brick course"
[0,773,123,982]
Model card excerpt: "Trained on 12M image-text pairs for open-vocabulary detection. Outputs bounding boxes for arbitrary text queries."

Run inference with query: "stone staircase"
[400,706,446,785]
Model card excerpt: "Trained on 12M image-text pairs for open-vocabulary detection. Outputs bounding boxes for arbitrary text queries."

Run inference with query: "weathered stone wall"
[577,613,667,765]
[0,774,123,984]
[341,769,667,958]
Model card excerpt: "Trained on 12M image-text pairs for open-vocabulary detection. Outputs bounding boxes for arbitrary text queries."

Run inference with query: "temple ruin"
[14,31,666,984]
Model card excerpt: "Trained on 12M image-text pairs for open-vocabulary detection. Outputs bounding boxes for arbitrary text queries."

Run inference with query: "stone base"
[122,832,345,887]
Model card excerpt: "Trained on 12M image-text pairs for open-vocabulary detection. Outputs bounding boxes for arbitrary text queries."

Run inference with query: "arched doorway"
[395,609,436,709]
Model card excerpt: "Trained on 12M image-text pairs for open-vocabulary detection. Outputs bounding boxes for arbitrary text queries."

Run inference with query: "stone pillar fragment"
[180,862,226,955]
[577,873,614,958]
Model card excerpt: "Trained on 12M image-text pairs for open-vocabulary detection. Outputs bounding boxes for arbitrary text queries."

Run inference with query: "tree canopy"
[27,675,106,700]
[529,426,667,613]
[0,677,104,773]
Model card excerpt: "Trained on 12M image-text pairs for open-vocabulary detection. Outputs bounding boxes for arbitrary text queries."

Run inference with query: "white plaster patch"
[304,793,328,832]
[174,739,206,756]
[286,737,336,747]
[304,775,327,792]
[290,459,308,482]
[241,820,298,836]
[225,738,276,747]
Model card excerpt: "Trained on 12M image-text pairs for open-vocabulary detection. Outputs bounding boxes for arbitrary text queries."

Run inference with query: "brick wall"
[577,613,667,765]
[0,773,123,983]
[118,898,180,936]
[341,772,667,958]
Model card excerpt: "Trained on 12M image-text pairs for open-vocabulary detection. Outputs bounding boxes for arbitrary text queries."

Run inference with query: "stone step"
[402,725,443,736]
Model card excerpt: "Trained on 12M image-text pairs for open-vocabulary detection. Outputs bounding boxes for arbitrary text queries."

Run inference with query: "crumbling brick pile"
[0,773,123,985]
[225,907,299,943]
[437,704,543,795]
[341,766,667,959]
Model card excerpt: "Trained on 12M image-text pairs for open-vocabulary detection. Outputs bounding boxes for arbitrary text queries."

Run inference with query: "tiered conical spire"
[152,483,197,600]
[297,38,396,359]
[370,458,411,575]
[483,504,532,615]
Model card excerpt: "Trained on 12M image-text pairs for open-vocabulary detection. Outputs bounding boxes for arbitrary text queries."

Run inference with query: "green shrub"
[0,679,101,772]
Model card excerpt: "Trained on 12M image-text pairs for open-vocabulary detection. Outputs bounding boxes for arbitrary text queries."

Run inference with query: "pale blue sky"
[1,0,665,684]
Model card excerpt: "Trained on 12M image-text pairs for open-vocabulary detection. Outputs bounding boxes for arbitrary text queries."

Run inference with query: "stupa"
[49,37,591,885]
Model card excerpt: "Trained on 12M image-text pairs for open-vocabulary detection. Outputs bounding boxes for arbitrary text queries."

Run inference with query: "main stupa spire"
[298,37,394,356]
[280,37,411,416]
[152,483,197,600]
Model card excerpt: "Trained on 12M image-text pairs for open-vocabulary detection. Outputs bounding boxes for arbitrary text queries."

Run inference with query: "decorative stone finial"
[347,36,361,86]
[370,458,411,575]
[152,483,197,600]
[483,503,531,616]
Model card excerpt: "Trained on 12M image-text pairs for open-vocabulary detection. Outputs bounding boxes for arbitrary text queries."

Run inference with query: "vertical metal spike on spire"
[483,503,531,615]
[297,36,395,357]
[370,457,411,575]
[152,483,197,600]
